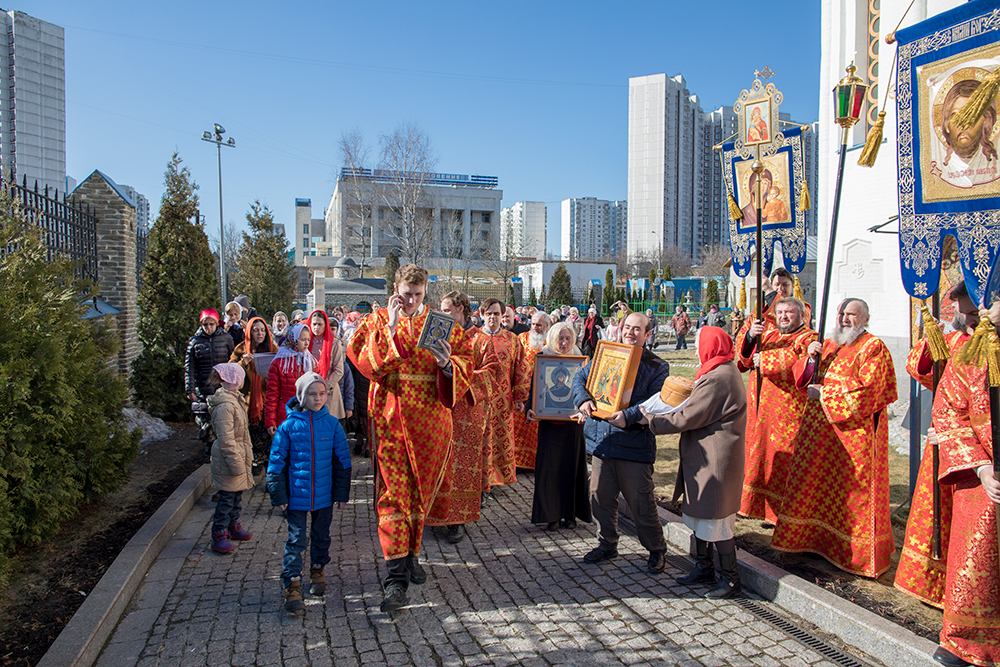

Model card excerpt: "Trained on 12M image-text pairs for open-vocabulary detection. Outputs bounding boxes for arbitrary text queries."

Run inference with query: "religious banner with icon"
[895,0,1000,305]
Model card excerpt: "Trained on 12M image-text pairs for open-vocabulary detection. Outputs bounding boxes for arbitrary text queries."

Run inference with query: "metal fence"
[9,176,99,284]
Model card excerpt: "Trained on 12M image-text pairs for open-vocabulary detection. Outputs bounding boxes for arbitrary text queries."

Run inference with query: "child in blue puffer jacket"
[267,371,351,614]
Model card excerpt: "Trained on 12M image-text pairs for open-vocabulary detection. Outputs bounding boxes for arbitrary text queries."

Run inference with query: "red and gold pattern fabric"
[735,321,817,522]
[427,327,497,527]
[894,330,967,607]
[481,328,531,488]
[347,306,473,561]
[933,359,1000,666]
[771,332,898,577]
[513,330,542,470]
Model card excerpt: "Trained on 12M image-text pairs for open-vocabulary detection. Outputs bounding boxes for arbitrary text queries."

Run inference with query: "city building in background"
[499,200,546,261]
[118,184,150,232]
[559,197,627,261]
[294,198,326,268]
[0,10,66,193]
[322,168,502,270]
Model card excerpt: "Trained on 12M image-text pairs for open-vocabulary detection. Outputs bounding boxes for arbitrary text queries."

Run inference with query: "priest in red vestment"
[347,264,473,613]
[477,297,531,494]
[772,298,897,577]
[426,290,497,544]
[894,281,976,608]
[513,311,550,471]
[735,295,817,522]
[929,301,1000,667]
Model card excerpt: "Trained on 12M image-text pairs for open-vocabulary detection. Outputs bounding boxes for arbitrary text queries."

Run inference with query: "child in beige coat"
[208,363,255,553]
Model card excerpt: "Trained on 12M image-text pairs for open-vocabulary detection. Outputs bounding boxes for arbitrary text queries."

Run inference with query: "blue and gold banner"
[895,0,1000,304]
[722,126,809,279]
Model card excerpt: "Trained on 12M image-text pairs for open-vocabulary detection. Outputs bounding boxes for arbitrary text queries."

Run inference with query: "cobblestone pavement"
[96,457,880,667]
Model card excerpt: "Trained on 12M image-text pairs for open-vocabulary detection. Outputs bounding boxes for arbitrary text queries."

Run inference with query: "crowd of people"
[181,264,997,667]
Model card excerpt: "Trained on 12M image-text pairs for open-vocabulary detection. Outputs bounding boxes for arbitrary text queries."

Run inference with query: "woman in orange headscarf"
[230,316,278,475]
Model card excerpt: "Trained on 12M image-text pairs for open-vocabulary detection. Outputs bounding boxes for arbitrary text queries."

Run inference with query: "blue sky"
[31,1,821,256]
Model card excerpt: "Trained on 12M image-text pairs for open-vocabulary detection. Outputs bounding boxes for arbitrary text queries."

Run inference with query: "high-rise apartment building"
[294,198,326,267]
[119,184,151,231]
[629,73,819,265]
[499,201,546,260]
[560,197,627,261]
[0,10,65,192]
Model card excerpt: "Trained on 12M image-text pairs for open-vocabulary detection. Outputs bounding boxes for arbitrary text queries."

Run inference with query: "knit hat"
[295,372,326,405]
[200,308,220,324]
[213,363,245,391]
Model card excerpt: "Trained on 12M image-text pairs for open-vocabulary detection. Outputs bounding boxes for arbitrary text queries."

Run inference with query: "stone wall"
[73,173,140,378]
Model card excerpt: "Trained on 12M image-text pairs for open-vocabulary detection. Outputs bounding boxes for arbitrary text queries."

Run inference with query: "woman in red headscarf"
[308,309,346,419]
[640,326,747,599]
[230,316,278,474]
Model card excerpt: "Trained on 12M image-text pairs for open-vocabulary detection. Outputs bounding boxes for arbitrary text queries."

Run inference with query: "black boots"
[380,557,410,612]
[677,538,715,585]
[705,543,741,599]
[407,553,426,585]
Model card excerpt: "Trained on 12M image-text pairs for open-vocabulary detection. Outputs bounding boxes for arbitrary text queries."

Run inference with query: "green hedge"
[0,209,139,586]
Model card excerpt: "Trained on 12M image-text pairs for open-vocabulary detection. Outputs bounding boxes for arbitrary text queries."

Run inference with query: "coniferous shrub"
[384,251,400,295]
[232,200,295,319]
[0,194,139,586]
[131,153,217,420]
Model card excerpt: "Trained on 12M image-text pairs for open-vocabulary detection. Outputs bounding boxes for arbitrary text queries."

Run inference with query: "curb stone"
[37,464,212,667]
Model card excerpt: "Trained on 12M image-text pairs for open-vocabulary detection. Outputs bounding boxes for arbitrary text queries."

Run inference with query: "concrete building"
[118,184,150,232]
[817,0,962,393]
[499,201,546,261]
[629,74,820,267]
[517,260,616,305]
[294,198,326,268]
[560,197,627,261]
[0,10,65,193]
[322,168,502,270]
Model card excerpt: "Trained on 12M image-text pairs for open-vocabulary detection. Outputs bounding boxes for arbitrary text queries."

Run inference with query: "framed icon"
[531,354,588,421]
[417,309,456,354]
[585,340,642,420]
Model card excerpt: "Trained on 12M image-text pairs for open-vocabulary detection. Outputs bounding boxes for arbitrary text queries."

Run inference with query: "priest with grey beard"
[770,297,898,578]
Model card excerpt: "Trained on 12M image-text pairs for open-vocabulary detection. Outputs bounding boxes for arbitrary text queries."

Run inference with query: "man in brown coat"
[642,326,747,598]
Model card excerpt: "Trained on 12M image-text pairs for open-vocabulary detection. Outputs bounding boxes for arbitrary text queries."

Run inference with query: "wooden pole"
[817,125,851,348]
[753,153,764,403]
[931,290,942,560]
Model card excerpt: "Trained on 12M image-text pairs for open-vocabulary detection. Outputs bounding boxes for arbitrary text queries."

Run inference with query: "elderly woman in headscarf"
[640,326,747,599]
[230,316,279,475]
[308,309,347,420]
[265,323,316,434]
[272,311,290,346]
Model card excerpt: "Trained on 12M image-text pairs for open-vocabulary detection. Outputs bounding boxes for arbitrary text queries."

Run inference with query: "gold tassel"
[798,178,811,211]
[857,111,886,168]
[957,315,994,369]
[738,278,746,310]
[793,275,803,301]
[919,301,950,362]
[727,191,744,222]
[987,319,1000,387]
[952,69,1000,131]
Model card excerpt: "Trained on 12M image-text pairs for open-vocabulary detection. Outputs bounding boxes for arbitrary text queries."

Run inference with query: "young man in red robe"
[479,298,531,495]
[894,281,976,608]
[772,297,897,577]
[735,295,816,523]
[513,311,550,470]
[347,264,473,613]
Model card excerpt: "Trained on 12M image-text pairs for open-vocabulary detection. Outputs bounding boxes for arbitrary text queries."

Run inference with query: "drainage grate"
[663,554,874,667]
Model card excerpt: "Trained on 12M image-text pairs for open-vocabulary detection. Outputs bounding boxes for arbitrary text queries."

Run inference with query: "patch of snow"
[123,408,173,447]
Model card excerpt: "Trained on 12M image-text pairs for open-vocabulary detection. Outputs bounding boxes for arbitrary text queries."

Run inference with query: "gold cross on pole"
[756,66,776,85]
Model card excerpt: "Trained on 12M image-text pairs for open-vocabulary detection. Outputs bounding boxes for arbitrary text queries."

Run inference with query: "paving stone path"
[96,457,877,667]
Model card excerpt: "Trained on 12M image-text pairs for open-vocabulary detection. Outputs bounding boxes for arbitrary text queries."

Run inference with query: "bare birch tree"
[339,129,376,277]
[377,123,438,267]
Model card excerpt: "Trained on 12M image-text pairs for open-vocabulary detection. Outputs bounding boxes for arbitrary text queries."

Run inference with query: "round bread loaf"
[659,375,694,407]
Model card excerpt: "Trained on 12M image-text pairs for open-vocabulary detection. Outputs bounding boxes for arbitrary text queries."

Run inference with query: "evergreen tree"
[706,279,719,306]
[132,152,217,419]
[529,287,537,306]
[604,268,615,314]
[664,265,672,280]
[0,188,139,584]
[384,251,400,295]
[548,262,573,306]
[232,200,295,319]
[586,285,594,306]
[539,284,547,305]
[648,267,656,285]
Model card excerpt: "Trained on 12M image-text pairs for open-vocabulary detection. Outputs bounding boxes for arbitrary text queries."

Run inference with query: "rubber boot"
[309,566,326,596]
[380,558,410,612]
[211,530,234,554]
[284,579,305,613]
[407,553,426,585]
[228,520,252,541]
[705,546,741,599]
[677,538,715,585]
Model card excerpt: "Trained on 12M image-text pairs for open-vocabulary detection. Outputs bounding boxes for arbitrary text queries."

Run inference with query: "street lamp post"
[202,123,236,305]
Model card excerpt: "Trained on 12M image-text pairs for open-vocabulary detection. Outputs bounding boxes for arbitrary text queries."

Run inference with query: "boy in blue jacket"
[267,372,351,614]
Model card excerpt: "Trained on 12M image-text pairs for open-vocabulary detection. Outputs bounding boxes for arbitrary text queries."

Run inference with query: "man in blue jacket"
[573,312,670,574]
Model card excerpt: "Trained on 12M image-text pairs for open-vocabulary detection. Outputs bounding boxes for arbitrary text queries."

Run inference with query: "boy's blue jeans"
[282,507,333,587]
[212,491,242,534]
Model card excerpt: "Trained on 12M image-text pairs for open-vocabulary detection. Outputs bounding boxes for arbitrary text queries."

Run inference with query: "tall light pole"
[650,230,661,300]
[202,123,236,305]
